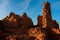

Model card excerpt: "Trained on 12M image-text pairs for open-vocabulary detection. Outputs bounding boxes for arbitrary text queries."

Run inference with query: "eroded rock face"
[0,12,33,34]
[0,12,60,40]
[2,12,33,28]
[22,13,33,28]
[28,28,48,40]
[37,15,42,27]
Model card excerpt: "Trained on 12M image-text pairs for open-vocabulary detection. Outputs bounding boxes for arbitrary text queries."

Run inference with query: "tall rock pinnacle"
[42,1,52,28]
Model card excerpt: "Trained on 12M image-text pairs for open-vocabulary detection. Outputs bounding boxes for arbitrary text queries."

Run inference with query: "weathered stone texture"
[0,1,60,40]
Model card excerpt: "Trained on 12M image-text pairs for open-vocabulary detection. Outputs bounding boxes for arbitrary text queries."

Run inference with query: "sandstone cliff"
[0,12,59,40]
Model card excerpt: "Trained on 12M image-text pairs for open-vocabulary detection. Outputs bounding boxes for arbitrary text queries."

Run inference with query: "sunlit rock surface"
[0,1,60,40]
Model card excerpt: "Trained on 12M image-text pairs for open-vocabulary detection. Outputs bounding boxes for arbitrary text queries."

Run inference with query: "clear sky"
[0,0,60,27]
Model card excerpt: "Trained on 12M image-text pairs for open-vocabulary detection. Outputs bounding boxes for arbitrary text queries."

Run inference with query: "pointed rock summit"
[22,13,27,18]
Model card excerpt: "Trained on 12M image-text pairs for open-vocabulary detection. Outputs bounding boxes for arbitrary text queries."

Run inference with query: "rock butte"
[0,1,60,40]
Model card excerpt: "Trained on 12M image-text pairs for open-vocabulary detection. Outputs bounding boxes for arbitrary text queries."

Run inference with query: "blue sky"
[0,0,60,27]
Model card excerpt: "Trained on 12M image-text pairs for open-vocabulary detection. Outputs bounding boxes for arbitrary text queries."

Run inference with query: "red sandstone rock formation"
[22,13,33,28]
[0,12,33,34]
[0,1,59,40]
[37,15,42,27]
[0,12,59,40]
